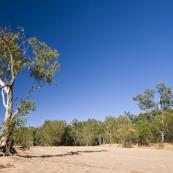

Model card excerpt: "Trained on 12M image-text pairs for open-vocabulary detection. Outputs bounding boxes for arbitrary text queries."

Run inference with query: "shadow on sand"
[17,150,108,159]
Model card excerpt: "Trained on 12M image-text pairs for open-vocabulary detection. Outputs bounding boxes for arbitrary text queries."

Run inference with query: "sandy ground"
[0,144,173,173]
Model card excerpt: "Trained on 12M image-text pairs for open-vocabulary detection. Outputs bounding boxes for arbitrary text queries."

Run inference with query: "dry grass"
[0,163,14,169]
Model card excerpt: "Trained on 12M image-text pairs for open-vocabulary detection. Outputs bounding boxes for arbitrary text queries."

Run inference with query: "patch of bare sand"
[0,145,173,173]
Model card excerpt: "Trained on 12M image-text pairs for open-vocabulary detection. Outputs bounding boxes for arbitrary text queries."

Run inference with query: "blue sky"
[0,0,173,127]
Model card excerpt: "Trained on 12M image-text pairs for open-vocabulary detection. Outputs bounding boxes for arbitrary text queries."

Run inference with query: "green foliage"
[104,116,116,144]
[0,27,27,78]
[18,99,36,116]
[164,111,173,142]
[136,121,153,145]
[133,82,173,144]
[13,127,34,149]
[12,110,173,147]
[38,120,66,146]
[28,38,60,85]
[156,82,173,110]
[69,119,103,146]
[133,89,156,112]
[60,125,74,146]
[116,115,137,147]
[9,82,173,148]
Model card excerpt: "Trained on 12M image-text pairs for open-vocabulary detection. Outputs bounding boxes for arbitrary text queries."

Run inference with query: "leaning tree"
[0,26,60,156]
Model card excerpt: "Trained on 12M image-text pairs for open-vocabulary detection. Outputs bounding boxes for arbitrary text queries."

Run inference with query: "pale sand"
[0,144,173,173]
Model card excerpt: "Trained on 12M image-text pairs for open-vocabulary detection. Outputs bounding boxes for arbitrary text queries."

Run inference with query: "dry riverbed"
[0,144,173,173]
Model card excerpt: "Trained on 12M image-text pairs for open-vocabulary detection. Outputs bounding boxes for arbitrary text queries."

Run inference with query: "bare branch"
[26,79,46,100]
[11,109,18,120]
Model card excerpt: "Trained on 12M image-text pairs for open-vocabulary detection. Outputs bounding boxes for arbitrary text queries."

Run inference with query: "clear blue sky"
[0,0,173,127]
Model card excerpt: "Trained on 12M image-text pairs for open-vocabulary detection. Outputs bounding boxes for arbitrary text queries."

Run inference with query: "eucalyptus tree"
[164,110,173,142]
[0,26,60,155]
[133,89,157,118]
[13,127,34,149]
[115,115,137,147]
[133,82,173,143]
[39,120,66,146]
[156,82,173,111]
[70,119,84,146]
[136,121,153,145]
[104,116,116,144]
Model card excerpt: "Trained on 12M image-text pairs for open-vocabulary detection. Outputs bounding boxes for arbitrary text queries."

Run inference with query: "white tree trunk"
[0,82,15,156]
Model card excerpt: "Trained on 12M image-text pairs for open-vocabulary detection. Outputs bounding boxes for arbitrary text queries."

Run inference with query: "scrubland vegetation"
[11,82,173,148]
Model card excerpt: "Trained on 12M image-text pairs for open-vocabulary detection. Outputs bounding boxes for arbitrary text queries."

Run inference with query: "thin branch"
[26,79,46,99]
[11,79,46,120]
[26,79,36,100]
[155,127,163,135]
[11,109,18,120]
[13,97,18,104]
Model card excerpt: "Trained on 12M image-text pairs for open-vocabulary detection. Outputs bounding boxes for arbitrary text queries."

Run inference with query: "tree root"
[0,136,17,156]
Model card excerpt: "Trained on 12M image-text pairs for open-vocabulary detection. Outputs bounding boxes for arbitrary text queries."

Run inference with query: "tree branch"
[1,89,7,109]
[0,36,15,86]
[26,80,46,100]
[155,127,163,135]
[0,78,9,93]
[11,109,18,120]
[11,79,46,120]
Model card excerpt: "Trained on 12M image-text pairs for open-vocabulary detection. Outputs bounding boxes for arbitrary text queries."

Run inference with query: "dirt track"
[0,145,173,173]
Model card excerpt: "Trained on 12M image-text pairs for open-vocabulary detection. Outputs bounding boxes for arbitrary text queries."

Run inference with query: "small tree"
[0,26,60,155]
[39,120,66,146]
[115,115,137,147]
[136,121,153,146]
[104,116,116,144]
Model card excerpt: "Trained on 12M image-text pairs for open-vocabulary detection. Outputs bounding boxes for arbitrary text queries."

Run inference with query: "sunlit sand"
[1,144,173,173]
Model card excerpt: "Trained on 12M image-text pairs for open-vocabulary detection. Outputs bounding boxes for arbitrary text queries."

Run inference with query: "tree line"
[12,82,173,148]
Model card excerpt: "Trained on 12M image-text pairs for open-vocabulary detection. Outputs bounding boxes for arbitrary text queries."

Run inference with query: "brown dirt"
[0,144,173,173]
